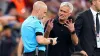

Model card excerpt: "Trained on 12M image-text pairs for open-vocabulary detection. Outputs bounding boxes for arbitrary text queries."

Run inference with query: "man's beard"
[59,17,68,22]
[59,18,67,23]
[59,19,65,22]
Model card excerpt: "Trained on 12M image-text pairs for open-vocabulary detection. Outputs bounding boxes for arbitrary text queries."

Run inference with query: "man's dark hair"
[3,25,11,30]
[89,0,97,4]
[89,0,92,3]
[88,0,92,4]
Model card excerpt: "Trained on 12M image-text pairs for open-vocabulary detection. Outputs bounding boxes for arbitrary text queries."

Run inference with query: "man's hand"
[44,19,54,38]
[64,19,75,32]
[48,37,57,45]
[52,37,57,45]
[80,50,88,56]
[46,19,54,32]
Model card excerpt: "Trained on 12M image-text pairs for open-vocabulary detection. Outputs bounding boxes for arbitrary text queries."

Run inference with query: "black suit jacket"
[75,9,97,56]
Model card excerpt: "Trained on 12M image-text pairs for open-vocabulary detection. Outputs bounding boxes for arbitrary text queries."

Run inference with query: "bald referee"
[21,1,57,56]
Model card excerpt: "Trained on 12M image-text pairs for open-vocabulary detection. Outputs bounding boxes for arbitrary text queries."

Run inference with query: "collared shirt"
[21,16,45,53]
[90,7,100,48]
[90,7,100,32]
[46,18,73,56]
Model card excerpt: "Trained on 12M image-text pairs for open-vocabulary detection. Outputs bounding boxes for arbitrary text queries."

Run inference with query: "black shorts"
[23,50,45,56]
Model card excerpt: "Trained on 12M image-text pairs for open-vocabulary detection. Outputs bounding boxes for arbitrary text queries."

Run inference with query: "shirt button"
[61,30,63,31]
[94,45,96,48]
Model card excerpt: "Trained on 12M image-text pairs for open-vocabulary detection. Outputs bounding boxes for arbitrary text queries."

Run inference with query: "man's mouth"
[60,16,64,18]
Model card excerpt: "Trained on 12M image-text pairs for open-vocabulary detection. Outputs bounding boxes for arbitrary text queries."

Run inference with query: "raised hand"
[80,50,88,56]
[46,19,54,32]
[64,19,75,32]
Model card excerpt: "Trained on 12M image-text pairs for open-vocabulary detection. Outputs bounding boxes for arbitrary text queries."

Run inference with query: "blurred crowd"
[0,0,91,56]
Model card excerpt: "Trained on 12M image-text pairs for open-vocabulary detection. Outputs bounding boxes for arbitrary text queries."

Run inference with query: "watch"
[50,39,53,45]
[71,31,75,34]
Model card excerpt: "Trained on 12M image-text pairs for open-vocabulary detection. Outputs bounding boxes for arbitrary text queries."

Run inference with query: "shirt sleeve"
[34,21,44,35]
[75,14,83,51]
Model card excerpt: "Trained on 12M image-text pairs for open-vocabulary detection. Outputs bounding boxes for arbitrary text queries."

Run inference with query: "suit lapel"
[87,9,96,37]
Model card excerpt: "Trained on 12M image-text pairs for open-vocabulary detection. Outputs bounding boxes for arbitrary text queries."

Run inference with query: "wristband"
[50,39,53,45]
[71,31,75,34]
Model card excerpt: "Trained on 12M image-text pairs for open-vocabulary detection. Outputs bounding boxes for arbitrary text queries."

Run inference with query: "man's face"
[4,29,12,38]
[58,6,71,21]
[94,0,100,11]
[9,8,17,16]
[38,7,47,19]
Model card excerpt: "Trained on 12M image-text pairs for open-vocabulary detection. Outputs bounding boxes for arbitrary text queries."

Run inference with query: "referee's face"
[39,7,47,19]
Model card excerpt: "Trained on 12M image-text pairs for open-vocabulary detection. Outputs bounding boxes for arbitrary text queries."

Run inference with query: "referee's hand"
[52,37,57,45]
[48,37,57,45]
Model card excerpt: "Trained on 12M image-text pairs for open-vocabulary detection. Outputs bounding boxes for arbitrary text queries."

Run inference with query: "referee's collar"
[31,16,40,20]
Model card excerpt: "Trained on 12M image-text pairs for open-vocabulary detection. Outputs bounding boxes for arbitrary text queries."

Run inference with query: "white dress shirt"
[90,7,100,48]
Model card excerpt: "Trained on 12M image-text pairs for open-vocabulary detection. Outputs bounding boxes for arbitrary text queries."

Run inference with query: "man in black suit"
[75,0,100,56]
